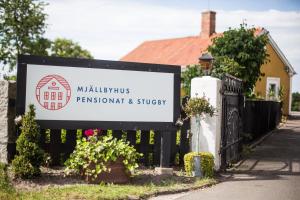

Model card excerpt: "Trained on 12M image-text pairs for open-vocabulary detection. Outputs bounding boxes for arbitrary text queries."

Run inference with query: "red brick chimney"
[200,11,216,38]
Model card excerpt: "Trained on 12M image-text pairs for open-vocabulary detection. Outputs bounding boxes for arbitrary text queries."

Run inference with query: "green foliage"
[3,75,16,81]
[149,130,155,144]
[278,86,284,102]
[0,0,49,71]
[208,23,269,95]
[0,0,93,76]
[12,104,44,179]
[292,92,300,111]
[210,56,244,79]
[65,134,143,181]
[136,130,141,144]
[183,96,215,118]
[246,92,264,100]
[0,163,14,194]
[50,38,93,59]
[61,129,67,143]
[184,152,214,178]
[181,64,204,96]
[176,130,180,145]
[267,86,276,100]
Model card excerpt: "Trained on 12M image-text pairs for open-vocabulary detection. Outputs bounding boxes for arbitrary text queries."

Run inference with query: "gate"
[220,74,243,168]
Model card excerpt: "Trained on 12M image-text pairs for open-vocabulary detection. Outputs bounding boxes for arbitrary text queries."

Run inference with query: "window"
[58,92,63,100]
[51,102,55,110]
[44,92,49,100]
[51,92,56,100]
[269,84,276,93]
[266,77,280,100]
[57,103,62,109]
[44,102,48,109]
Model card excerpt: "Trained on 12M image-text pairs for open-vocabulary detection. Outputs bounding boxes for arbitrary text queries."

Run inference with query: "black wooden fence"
[39,127,190,167]
[12,98,190,167]
[242,100,282,143]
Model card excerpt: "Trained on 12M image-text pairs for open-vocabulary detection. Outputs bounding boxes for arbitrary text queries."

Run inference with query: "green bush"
[65,132,142,181]
[0,163,14,193]
[184,152,214,178]
[12,104,44,179]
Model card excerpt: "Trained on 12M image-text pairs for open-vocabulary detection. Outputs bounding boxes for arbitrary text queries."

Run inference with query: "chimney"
[200,11,216,38]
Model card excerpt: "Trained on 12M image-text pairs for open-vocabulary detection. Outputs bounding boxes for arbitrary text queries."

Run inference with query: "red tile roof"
[121,33,222,66]
[121,29,264,66]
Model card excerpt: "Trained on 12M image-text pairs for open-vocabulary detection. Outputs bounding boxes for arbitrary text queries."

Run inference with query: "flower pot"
[84,158,130,184]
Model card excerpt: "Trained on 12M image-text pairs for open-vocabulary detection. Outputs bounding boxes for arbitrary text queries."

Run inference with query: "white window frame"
[266,77,280,99]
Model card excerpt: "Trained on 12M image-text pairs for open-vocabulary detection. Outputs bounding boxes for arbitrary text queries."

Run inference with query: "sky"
[44,0,300,92]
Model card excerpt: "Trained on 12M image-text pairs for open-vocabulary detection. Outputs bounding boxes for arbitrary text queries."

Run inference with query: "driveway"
[151,115,300,200]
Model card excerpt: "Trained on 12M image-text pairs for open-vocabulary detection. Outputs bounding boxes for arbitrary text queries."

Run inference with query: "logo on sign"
[35,75,71,110]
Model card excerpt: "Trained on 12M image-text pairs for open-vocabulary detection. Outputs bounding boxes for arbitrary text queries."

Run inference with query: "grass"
[13,178,215,200]
[0,163,15,200]
[0,164,216,200]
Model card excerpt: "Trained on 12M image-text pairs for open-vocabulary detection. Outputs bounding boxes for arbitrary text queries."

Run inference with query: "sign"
[17,55,181,130]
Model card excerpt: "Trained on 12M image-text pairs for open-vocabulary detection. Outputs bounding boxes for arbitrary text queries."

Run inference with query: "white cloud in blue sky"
[44,0,300,92]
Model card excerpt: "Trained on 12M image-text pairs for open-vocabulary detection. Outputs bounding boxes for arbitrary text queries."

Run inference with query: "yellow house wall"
[255,43,291,115]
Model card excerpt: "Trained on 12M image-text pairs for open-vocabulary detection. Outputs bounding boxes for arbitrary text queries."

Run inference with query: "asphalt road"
[151,115,300,200]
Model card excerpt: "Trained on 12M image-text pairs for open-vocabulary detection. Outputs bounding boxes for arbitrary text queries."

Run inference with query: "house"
[36,75,71,110]
[121,10,296,115]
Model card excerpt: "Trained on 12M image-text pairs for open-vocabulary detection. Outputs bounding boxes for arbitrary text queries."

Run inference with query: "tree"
[292,92,300,111]
[12,105,44,179]
[181,64,204,96]
[208,23,269,95]
[50,38,93,59]
[0,0,48,71]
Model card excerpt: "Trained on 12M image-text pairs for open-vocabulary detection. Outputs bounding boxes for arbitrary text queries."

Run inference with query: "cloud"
[45,0,300,91]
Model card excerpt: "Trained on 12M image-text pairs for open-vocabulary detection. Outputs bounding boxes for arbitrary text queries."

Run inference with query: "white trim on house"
[259,29,296,77]
[266,77,280,99]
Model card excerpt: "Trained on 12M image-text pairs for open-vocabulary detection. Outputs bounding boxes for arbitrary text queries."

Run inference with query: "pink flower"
[84,129,94,137]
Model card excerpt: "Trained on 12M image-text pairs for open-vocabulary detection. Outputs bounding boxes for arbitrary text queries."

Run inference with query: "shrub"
[183,96,215,118]
[184,152,214,178]
[65,130,142,181]
[12,104,44,179]
[0,163,14,194]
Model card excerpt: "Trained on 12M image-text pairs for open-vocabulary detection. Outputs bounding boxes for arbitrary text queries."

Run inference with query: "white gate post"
[190,76,222,170]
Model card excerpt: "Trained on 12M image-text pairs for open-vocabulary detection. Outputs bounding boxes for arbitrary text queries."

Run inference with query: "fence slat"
[40,129,46,150]
[112,130,122,140]
[179,120,190,165]
[170,130,177,165]
[140,131,150,166]
[160,131,172,167]
[153,131,161,166]
[64,130,77,160]
[126,130,136,146]
[50,129,62,166]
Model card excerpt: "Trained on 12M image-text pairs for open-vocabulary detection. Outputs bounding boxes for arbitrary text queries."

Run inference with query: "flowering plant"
[64,129,142,181]
[84,129,102,137]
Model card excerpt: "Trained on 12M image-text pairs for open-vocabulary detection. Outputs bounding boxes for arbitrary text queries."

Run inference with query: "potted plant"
[64,129,142,184]
[180,96,216,176]
[183,96,215,119]
[183,96,215,167]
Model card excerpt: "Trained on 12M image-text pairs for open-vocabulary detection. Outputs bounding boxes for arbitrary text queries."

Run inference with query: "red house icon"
[36,75,71,110]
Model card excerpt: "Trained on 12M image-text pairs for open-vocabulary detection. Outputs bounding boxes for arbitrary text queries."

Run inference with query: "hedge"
[184,152,214,178]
